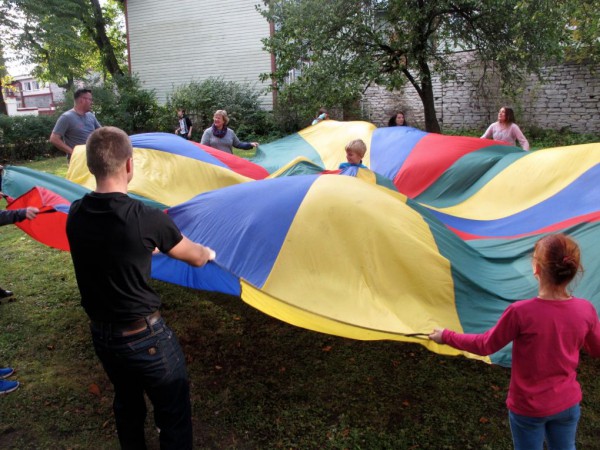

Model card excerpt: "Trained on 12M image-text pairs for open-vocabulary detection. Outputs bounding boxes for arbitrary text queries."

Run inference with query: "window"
[22,81,40,91]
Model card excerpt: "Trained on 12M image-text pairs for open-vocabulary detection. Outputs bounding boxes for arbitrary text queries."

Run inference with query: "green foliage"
[525,127,600,150]
[259,1,588,133]
[0,75,160,162]
[562,0,600,64]
[1,0,125,87]
[443,127,598,150]
[87,74,163,134]
[0,114,59,162]
[272,80,364,133]
[165,77,277,142]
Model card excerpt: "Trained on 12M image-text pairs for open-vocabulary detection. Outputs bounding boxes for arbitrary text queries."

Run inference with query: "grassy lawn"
[1,155,600,449]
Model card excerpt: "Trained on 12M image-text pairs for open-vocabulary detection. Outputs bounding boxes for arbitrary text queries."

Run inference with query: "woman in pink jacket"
[430,233,600,450]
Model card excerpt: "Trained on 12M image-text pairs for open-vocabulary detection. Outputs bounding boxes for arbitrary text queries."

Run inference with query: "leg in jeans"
[93,333,148,449]
[92,320,193,450]
[545,404,580,450]
[144,329,192,450]
[509,410,545,450]
[112,373,148,449]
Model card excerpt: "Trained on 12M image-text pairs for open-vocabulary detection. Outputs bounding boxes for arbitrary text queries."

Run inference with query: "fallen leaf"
[88,383,101,397]
[479,417,490,424]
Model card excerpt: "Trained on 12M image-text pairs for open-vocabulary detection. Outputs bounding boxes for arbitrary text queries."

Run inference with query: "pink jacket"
[443,297,600,416]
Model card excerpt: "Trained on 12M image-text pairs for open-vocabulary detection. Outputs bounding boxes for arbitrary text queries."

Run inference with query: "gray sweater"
[200,127,253,154]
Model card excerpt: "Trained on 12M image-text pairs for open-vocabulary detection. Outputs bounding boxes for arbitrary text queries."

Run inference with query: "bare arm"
[49,132,73,156]
[167,235,215,267]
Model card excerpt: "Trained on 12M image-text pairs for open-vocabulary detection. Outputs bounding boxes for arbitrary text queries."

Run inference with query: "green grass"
[1,154,600,449]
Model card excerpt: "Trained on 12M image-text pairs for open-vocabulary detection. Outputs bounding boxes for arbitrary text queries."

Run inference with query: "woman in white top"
[481,106,530,150]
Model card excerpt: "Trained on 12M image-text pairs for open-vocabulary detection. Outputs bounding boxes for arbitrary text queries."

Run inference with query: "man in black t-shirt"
[67,126,215,449]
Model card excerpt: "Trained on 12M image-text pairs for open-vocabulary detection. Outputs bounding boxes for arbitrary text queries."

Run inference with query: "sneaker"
[0,367,14,379]
[0,289,14,305]
[0,379,19,395]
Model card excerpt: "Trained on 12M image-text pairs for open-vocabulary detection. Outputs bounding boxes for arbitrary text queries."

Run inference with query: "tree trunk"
[0,45,8,115]
[88,0,124,78]
[0,79,8,115]
[416,59,441,133]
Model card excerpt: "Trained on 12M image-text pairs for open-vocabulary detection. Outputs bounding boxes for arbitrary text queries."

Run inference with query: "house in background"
[124,0,274,107]
[3,74,65,116]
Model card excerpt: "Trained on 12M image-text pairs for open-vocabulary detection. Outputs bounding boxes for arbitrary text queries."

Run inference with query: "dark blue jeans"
[509,404,580,450]
[91,318,193,450]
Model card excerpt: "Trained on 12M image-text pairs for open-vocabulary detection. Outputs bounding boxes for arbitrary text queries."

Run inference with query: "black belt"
[91,311,161,336]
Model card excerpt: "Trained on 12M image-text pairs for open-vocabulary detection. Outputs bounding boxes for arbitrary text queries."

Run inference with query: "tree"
[260,1,578,132]
[562,0,600,65]
[0,0,125,88]
[0,43,9,115]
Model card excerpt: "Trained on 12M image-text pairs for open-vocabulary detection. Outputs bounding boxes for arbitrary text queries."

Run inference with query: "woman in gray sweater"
[200,110,259,154]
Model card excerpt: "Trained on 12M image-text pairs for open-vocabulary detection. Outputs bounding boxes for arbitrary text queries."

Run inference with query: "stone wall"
[361,54,600,135]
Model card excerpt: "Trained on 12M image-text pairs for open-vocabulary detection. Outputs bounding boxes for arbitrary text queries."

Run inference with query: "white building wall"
[126,0,273,107]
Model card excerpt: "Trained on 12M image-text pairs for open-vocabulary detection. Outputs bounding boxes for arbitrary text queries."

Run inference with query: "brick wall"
[362,54,600,135]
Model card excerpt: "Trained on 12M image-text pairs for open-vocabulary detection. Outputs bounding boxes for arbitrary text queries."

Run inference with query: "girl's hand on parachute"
[429,329,445,344]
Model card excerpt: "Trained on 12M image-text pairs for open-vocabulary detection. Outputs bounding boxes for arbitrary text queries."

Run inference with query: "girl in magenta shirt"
[430,234,600,450]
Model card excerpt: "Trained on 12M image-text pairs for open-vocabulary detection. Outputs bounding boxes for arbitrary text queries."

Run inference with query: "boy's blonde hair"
[345,139,367,158]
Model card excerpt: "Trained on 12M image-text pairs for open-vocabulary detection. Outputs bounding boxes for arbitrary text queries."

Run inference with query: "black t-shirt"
[66,192,183,322]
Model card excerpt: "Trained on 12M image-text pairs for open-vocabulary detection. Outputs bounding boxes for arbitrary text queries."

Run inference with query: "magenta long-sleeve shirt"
[443,297,600,416]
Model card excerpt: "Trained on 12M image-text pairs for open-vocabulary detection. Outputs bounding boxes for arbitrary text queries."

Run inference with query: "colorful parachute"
[3,123,600,366]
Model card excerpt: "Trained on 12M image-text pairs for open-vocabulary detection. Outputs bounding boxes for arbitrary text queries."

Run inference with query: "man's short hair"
[86,127,132,178]
[74,88,92,100]
[345,139,367,158]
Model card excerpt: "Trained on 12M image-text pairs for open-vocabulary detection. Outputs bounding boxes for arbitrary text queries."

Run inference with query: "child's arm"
[429,305,518,356]
[583,312,600,357]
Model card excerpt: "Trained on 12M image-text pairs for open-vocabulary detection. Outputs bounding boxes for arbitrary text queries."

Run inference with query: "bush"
[89,75,163,134]
[0,114,59,162]
[443,127,598,149]
[165,78,277,142]
[525,126,599,149]
[269,76,365,133]
[0,75,163,162]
